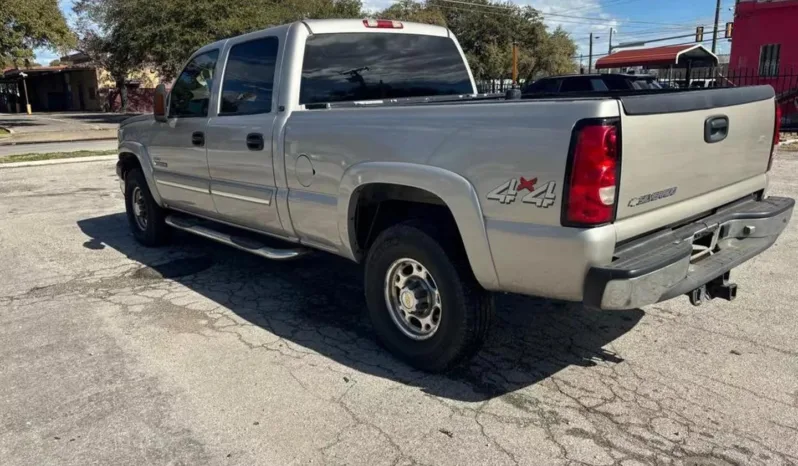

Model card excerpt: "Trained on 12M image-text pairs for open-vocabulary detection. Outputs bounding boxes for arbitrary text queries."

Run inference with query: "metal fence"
[475,79,516,94]
[647,67,798,131]
[653,67,798,98]
[477,68,798,130]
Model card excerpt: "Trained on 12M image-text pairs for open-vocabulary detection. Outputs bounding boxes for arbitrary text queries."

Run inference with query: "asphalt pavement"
[0,140,118,157]
[1,152,797,465]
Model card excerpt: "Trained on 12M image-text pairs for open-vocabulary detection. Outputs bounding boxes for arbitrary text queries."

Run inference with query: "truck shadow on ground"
[78,213,644,402]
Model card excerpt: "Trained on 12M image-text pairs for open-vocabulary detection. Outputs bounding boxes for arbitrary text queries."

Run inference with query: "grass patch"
[0,150,117,164]
[0,128,10,139]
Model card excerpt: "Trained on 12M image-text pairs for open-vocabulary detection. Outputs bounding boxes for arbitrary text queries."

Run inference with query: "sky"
[35,0,736,66]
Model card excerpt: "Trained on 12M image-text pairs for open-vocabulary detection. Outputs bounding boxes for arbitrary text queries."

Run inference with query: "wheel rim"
[131,186,148,231]
[384,258,442,340]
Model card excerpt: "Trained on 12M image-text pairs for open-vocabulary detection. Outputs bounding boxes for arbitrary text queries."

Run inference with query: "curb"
[0,136,117,146]
[0,154,117,169]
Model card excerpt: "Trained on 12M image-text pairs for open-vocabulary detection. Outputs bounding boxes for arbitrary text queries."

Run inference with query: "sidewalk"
[0,112,136,145]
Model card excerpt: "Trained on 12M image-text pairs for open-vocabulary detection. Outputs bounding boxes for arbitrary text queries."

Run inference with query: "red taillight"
[769,103,782,171]
[363,19,403,29]
[563,121,620,226]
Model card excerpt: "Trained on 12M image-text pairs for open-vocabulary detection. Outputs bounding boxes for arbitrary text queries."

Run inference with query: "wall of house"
[730,0,798,77]
[66,69,101,111]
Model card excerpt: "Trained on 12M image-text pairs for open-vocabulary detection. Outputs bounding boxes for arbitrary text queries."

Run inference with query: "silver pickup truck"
[117,19,794,371]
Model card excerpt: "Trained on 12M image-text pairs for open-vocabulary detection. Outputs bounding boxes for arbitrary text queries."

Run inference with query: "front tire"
[364,222,494,372]
[124,168,170,247]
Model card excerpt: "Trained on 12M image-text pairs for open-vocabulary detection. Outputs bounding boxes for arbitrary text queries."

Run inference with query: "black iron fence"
[477,67,798,130]
[475,79,516,94]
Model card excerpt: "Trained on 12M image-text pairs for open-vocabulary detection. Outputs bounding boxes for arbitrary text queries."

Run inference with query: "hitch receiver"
[688,272,737,306]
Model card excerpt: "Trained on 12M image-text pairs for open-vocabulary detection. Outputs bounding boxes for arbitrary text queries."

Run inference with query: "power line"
[538,0,645,16]
[430,0,713,27]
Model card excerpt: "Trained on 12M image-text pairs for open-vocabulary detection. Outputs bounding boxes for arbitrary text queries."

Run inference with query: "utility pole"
[589,33,594,73]
[20,72,31,115]
[608,27,614,54]
[711,0,722,53]
[511,42,518,86]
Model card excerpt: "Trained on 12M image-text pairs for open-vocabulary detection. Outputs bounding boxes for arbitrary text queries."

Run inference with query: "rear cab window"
[299,33,473,105]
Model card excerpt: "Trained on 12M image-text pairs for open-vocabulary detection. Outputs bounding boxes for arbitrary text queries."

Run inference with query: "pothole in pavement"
[132,257,214,279]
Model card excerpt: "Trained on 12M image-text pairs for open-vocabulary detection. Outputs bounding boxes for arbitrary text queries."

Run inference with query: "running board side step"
[165,215,309,260]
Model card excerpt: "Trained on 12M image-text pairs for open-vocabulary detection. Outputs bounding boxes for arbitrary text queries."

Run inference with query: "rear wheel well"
[351,184,463,259]
[118,152,141,181]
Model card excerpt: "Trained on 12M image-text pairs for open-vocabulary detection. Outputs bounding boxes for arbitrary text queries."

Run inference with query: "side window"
[603,77,628,90]
[590,78,609,91]
[169,50,219,118]
[220,37,279,116]
[523,79,559,93]
[560,77,593,92]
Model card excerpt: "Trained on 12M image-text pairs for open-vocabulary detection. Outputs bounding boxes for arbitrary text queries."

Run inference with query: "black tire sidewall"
[365,225,473,370]
[124,168,161,245]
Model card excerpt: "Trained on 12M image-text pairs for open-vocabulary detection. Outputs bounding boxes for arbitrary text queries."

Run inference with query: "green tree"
[76,0,363,82]
[377,0,577,83]
[49,59,62,66]
[74,0,150,112]
[378,0,445,25]
[0,0,75,68]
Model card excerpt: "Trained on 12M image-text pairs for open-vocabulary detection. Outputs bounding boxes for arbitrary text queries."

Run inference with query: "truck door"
[205,35,283,234]
[148,50,219,216]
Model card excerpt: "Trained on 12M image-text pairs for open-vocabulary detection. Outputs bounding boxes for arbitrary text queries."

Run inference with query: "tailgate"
[616,86,776,220]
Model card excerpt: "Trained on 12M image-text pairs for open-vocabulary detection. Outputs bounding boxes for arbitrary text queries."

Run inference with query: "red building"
[730,0,798,83]
[730,0,798,127]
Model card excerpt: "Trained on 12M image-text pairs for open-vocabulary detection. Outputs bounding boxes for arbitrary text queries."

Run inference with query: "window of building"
[88,87,96,99]
[220,37,279,116]
[169,50,219,118]
[759,44,780,77]
[300,33,473,105]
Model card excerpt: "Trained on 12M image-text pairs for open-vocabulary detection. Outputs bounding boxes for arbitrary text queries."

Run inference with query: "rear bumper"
[584,196,794,310]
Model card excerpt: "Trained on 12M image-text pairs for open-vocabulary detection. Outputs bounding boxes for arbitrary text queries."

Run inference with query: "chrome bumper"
[584,196,794,310]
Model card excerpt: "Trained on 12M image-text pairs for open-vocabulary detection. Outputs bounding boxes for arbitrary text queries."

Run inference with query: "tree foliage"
[76,0,363,82]
[0,0,75,68]
[378,0,577,82]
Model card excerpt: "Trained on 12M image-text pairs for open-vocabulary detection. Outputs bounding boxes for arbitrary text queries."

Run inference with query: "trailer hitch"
[688,272,737,306]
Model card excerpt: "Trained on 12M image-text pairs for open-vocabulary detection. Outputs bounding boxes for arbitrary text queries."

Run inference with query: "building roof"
[595,44,719,69]
[2,66,95,79]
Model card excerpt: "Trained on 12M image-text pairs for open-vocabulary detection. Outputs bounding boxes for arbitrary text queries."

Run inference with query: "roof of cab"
[301,18,450,37]
[191,18,451,57]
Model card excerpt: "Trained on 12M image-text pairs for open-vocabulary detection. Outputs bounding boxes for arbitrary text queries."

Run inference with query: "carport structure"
[595,44,719,81]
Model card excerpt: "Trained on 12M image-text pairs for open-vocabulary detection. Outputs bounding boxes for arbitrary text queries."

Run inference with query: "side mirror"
[154,84,168,122]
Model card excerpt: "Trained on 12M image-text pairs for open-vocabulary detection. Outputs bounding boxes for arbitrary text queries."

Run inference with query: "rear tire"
[124,168,170,247]
[364,222,493,372]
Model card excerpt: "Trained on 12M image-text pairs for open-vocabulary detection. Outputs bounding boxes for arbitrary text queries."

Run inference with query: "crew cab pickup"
[117,19,794,372]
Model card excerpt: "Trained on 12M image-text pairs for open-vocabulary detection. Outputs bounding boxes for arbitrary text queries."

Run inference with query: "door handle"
[246,133,264,151]
[704,116,729,143]
[192,131,205,147]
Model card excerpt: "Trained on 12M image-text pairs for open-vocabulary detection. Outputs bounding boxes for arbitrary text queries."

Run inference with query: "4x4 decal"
[487,177,557,207]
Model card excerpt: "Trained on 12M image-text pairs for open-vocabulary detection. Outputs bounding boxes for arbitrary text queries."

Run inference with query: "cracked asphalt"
[1,150,798,466]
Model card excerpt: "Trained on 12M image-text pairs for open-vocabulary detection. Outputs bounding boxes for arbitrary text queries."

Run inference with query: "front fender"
[337,162,500,291]
[118,141,163,207]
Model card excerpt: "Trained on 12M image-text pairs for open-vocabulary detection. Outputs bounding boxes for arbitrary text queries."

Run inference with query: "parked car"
[522,73,663,94]
[117,19,793,371]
